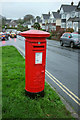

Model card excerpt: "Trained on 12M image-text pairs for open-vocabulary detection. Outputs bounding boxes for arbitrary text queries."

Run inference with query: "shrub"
[66,28,74,33]
[78,29,80,34]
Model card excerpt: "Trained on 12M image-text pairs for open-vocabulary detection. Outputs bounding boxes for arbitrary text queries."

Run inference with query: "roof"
[75,8,80,12]
[77,1,80,8]
[60,4,77,12]
[52,12,61,19]
[75,1,80,12]
[20,30,50,38]
[67,17,80,22]
[42,14,50,19]
[8,21,17,26]
[36,17,42,23]
[32,19,36,23]
[5,19,12,24]
[23,22,31,26]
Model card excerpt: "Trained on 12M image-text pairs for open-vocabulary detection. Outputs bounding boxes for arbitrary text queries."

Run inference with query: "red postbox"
[20,30,50,97]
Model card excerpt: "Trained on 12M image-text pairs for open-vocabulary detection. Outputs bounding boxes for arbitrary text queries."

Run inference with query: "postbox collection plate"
[35,52,42,64]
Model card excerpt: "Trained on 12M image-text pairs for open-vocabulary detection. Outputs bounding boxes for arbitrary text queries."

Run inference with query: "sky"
[0,0,79,20]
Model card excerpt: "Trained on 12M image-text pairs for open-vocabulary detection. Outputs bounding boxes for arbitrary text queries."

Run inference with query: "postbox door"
[32,50,46,92]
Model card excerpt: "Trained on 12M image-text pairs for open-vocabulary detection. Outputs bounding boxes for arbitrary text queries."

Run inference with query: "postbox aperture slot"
[33,46,44,48]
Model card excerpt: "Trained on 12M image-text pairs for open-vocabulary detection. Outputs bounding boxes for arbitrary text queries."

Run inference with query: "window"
[71,12,75,18]
[53,19,56,23]
[61,14,66,19]
[67,33,72,38]
[75,12,78,17]
[61,23,66,28]
[79,12,80,17]
[67,22,72,28]
[63,33,71,38]
[63,33,67,37]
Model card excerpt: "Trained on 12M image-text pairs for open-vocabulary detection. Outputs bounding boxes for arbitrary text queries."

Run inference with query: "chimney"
[48,11,50,16]
[71,1,74,6]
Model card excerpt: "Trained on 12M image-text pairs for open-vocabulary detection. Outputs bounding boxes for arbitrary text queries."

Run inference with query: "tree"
[2,17,6,26]
[16,18,24,24]
[23,14,34,22]
[36,16,41,19]
[33,22,40,30]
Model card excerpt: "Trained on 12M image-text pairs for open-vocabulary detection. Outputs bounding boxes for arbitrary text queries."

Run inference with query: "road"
[1,36,80,115]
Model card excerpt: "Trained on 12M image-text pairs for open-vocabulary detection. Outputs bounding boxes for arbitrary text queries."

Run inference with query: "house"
[8,20,18,28]
[41,13,50,30]
[30,18,36,29]
[67,1,80,32]
[22,22,31,29]
[5,19,12,25]
[59,2,77,29]
[49,11,61,31]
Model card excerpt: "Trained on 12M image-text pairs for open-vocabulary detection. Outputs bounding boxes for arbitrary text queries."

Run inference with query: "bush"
[66,28,74,33]
[78,29,80,34]
[47,29,65,40]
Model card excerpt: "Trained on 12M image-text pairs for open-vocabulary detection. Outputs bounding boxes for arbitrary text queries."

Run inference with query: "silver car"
[60,32,80,48]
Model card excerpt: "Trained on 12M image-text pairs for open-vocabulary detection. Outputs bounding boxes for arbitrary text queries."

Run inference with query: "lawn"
[2,46,75,119]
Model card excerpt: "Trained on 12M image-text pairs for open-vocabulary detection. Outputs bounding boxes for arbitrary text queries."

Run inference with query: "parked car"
[0,32,9,41]
[60,32,80,48]
[17,31,21,35]
[10,32,17,38]
[0,33,2,41]
[6,31,10,36]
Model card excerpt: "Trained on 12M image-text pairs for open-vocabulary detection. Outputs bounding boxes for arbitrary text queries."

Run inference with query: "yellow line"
[46,72,80,106]
[46,70,80,101]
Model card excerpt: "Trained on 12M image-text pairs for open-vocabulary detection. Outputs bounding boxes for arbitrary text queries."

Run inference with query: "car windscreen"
[11,33,15,34]
[71,34,80,39]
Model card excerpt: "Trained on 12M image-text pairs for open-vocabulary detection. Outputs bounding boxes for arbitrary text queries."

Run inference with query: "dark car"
[60,32,80,48]
[10,32,17,38]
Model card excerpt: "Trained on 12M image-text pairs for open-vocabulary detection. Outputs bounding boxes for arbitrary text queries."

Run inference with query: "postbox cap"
[20,30,50,38]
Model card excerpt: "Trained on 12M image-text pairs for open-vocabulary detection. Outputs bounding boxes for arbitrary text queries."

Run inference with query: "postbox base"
[25,90,44,99]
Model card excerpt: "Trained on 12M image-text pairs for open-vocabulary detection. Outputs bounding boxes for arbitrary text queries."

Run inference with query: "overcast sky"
[0,0,79,20]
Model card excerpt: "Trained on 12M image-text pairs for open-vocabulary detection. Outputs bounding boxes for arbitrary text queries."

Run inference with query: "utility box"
[20,30,50,97]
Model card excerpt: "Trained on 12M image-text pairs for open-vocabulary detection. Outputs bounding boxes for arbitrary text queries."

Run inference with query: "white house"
[60,3,77,29]
[49,12,61,31]
[67,2,80,32]
[41,13,50,30]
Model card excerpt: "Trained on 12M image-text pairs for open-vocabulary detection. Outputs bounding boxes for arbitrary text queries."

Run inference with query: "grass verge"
[2,46,75,119]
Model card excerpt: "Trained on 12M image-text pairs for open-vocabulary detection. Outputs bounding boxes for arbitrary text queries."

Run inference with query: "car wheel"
[60,41,63,46]
[70,42,74,48]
